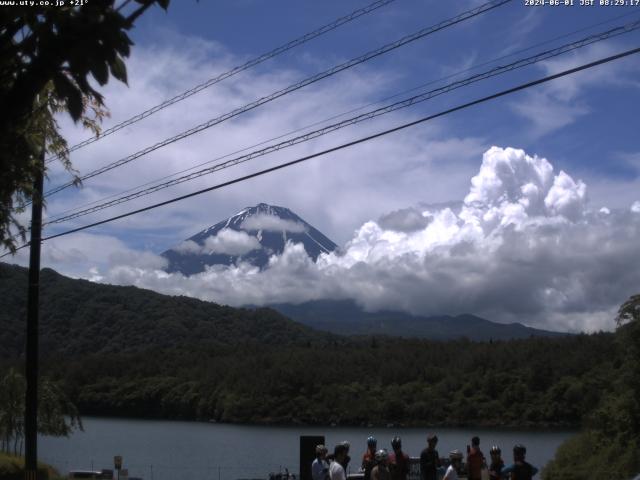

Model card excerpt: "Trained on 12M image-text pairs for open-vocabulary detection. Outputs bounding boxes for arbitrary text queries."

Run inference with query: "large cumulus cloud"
[86,146,640,333]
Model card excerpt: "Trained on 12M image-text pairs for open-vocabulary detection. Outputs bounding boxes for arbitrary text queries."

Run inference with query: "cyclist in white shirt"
[443,450,463,480]
[330,444,349,480]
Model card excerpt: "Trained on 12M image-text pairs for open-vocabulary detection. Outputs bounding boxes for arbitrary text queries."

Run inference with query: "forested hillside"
[0,262,625,431]
[2,334,617,428]
[542,295,640,479]
[0,263,335,357]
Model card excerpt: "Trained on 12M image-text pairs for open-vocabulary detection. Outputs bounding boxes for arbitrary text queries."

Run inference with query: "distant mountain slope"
[0,263,334,358]
[269,299,569,340]
[162,203,337,275]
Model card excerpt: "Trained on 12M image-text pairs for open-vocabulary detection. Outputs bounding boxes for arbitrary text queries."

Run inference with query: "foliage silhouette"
[0,0,170,252]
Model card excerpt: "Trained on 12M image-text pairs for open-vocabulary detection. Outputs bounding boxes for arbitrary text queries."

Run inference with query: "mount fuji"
[162,203,338,275]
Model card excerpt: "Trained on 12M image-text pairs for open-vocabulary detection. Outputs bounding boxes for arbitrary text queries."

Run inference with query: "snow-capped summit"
[162,203,338,275]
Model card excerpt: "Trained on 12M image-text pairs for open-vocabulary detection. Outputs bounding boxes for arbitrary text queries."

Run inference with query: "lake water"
[39,417,575,480]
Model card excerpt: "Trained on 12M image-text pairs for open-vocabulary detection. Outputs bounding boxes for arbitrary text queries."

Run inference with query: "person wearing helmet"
[389,436,409,480]
[362,436,378,480]
[488,446,504,480]
[420,434,440,480]
[501,444,538,479]
[371,449,391,480]
[312,445,330,480]
[330,444,349,480]
[466,436,486,480]
[443,450,463,480]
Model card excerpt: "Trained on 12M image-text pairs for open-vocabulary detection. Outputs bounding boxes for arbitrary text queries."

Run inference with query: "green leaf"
[91,60,109,86]
[52,73,83,122]
[114,30,132,57]
[109,55,128,84]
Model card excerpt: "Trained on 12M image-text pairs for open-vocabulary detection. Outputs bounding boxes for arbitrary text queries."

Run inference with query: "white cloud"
[510,91,589,138]
[108,249,168,270]
[203,229,260,255]
[544,170,587,221]
[173,240,202,254]
[5,232,166,279]
[510,42,640,138]
[464,145,554,215]
[75,146,640,333]
[240,214,307,233]
[631,201,640,213]
[378,207,432,232]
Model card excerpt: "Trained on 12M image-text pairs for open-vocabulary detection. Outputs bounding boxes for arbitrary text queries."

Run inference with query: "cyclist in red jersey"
[389,436,410,480]
[362,436,377,480]
[466,436,485,480]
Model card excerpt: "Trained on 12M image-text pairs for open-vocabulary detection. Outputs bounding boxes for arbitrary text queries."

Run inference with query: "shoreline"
[70,413,580,433]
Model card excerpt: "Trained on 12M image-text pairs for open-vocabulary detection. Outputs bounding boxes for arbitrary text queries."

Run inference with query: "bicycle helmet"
[513,444,526,457]
[375,449,389,463]
[449,449,463,461]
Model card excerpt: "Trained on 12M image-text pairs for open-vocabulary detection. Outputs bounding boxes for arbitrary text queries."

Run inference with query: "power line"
[42,20,640,227]
[44,0,397,164]
[46,10,640,223]
[42,0,512,199]
[1,44,632,258]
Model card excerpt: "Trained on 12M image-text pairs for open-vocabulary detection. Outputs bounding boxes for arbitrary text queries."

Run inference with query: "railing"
[41,458,289,480]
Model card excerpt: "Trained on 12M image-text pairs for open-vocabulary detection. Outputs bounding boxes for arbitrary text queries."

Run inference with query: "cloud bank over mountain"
[80,146,640,333]
[240,214,307,233]
[204,230,262,255]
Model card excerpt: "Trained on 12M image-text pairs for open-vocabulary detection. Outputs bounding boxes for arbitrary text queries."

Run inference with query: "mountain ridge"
[161,203,337,275]
[267,299,569,340]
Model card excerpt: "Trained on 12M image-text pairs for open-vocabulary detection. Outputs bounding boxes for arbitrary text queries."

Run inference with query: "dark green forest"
[541,295,640,479]
[0,262,620,427]
[41,334,615,428]
[1,263,638,477]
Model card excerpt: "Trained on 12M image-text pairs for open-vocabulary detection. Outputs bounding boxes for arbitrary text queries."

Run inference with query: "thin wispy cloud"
[509,41,640,140]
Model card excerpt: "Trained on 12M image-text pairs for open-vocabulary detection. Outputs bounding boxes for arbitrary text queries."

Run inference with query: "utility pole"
[24,145,45,480]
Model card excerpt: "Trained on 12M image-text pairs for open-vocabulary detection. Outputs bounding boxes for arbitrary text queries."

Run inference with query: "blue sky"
[130,0,640,180]
[122,0,640,238]
[7,0,640,331]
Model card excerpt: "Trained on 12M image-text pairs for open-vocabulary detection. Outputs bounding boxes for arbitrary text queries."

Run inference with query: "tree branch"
[124,3,154,28]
